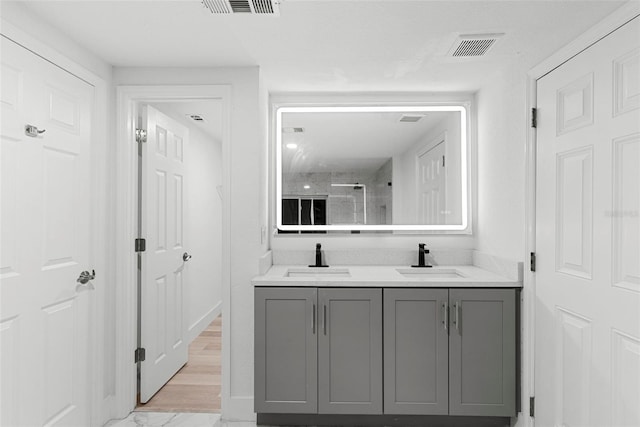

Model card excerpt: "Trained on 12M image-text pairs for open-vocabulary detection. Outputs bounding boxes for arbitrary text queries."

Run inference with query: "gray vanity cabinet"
[448,288,516,417]
[255,286,517,419]
[383,288,449,415]
[318,288,383,414]
[254,287,318,413]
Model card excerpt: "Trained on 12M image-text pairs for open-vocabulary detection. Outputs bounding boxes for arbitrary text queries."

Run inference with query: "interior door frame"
[114,85,231,417]
[524,3,640,426]
[0,18,111,427]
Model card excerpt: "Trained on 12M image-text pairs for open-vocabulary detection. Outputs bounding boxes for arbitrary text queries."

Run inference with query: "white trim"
[114,85,232,419]
[187,301,223,344]
[1,18,113,427]
[524,5,640,427]
[529,2,640,80]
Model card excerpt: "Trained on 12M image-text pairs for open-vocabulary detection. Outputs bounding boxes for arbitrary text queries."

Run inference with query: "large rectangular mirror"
[275,104,470,232]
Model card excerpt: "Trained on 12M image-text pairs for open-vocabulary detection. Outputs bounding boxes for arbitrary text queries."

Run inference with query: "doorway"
[113,85,231,419]
[134,100,224,412]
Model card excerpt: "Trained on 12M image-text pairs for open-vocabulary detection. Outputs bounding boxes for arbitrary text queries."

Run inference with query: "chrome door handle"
[183,252,192,262]
[25,124,46,137]
[77,269,95,285]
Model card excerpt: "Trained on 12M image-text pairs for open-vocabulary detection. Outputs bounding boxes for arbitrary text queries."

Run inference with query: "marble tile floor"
[104,411,265,427]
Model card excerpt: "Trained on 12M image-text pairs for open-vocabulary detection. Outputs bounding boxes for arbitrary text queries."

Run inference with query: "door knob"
[77,269,95,285]
[183,252,192,262]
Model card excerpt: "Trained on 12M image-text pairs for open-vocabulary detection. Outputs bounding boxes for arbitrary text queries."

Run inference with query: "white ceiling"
[282,110,453,173]
[149,100,223,141]
[12,0,627,92]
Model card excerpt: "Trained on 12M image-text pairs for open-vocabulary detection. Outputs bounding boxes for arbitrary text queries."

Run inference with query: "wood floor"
[136,316,222,413]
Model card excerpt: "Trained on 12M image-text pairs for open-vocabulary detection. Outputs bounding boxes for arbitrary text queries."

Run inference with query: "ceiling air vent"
[449,33,504,57]
[399,114,425,123]
[202,0,280,15]
[187,114,205,122]
[283,127,305,133]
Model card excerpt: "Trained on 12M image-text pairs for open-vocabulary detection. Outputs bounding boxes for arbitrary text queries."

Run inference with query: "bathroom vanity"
[253,263,521,426]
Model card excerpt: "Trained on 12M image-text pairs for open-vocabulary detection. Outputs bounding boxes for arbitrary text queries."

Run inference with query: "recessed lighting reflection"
[286,143,298,149]
[303,185,310,189]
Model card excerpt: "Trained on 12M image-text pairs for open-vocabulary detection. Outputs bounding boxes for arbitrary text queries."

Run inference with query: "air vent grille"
[202,0,279,15]
[202,0,232,13]
[283,127,305,133]
[399,115,424,123]
[252,0,276,13]
[449,33,503,57]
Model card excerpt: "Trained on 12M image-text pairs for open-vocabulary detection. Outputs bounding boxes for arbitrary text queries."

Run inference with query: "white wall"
[185,123,223,338]
[475,61,527,261]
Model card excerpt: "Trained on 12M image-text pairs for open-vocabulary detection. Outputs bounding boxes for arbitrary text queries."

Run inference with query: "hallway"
[136,316,222,413]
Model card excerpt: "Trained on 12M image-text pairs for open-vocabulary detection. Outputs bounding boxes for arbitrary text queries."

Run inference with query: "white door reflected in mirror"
[275,104,470,232]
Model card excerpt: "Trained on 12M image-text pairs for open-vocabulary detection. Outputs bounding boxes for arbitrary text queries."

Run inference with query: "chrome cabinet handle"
[77,269,95,285]
[312,304,316,334]
[453,301,460,333]
[183,252,192,262]
[323,305,327,335]
[443,302,449,332]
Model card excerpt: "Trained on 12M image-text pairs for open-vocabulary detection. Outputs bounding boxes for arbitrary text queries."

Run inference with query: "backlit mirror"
[275,104,470,232]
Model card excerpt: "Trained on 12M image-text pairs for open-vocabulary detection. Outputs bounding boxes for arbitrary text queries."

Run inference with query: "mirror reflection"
[276,105,468,232]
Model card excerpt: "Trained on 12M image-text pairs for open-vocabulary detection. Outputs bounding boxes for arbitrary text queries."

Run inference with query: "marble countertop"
[252,265,522,288]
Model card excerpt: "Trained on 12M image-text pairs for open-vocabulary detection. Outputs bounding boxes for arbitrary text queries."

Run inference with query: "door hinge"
[134,347,146,363]
[135,238,146,253]
[529,396,535,417]
[442,155,445,167]
[135,128,147,143]
[530,252,536,272]
[531,108,537,128]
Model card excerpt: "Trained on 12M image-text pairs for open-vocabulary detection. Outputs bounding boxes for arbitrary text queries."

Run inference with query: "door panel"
[0,36,93,426]
[536,16,640,426]
[254,287,318,413]
[140,105,190,402]
[383,288,448,415]
[318,288,382,414]
[417,142,446,224]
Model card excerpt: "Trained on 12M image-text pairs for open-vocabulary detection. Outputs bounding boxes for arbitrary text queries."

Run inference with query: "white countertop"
[252,265,522,288]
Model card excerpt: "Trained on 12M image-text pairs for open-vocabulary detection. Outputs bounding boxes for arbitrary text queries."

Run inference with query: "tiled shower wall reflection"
[283,159,392,225]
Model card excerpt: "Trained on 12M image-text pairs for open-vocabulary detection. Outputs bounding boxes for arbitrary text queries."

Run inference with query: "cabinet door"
[318,288,383,414]
[384,288,449,415]
[449,288,516,416]
[254,287,317,413]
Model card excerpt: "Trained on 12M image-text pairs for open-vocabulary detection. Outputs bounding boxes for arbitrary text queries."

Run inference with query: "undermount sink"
[286,267,351,278]
[396,268,466,279]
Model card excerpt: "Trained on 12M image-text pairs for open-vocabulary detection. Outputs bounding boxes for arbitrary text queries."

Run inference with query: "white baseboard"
[187,301,222,344]
[222,395,256,422]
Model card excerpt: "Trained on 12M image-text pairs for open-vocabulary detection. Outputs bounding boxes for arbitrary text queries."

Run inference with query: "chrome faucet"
[309,243,329,268]
[412,243,432,268]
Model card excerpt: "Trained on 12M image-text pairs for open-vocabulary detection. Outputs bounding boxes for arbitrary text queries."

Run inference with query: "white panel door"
[417,141,446,224]
[536,17,640,427]
[0,37,93,426]
[140,105,190,402]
